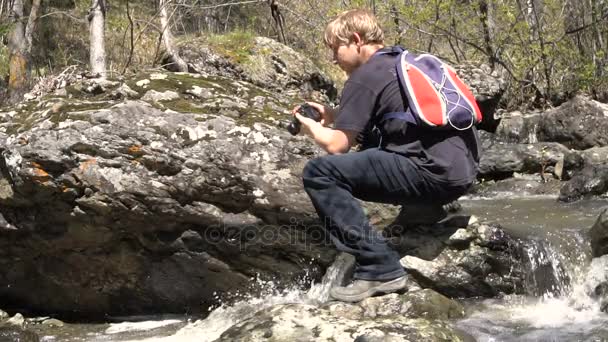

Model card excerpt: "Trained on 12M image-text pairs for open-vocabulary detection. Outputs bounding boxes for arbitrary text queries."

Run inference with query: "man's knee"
[302,157,328,180]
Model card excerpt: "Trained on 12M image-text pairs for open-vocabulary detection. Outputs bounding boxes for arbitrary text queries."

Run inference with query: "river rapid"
[23,196,608,342]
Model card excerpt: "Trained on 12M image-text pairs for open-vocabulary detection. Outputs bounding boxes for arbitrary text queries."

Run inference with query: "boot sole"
[330,276,408,303]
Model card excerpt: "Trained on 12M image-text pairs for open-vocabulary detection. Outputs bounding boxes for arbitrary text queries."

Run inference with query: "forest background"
[0,0,606,110]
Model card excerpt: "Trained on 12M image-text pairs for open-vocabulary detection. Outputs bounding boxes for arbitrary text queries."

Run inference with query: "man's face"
[330,42,361,76]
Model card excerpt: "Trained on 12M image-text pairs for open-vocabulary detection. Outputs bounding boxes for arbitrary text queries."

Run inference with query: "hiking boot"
[397,201,468,228]
[398,204,448,227]
[329,275,409,302]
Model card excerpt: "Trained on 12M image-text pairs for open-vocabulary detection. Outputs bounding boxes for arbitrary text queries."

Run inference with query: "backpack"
[376,46,482,131]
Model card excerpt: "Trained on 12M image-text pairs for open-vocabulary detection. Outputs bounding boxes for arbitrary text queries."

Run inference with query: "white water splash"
[105,320,182,335]
[121,259,346,342]
[458,234,608,342]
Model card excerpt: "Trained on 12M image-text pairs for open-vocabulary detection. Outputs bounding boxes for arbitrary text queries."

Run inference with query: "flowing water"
[26,196,608,341]
[456,196,608,342]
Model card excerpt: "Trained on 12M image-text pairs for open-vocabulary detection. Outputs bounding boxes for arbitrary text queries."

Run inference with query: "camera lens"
[287,119,300,135]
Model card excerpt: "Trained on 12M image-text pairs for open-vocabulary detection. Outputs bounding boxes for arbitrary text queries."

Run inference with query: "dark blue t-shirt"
[333,46,480,185]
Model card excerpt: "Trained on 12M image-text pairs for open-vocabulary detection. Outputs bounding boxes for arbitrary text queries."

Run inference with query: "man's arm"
[294,113,358,154]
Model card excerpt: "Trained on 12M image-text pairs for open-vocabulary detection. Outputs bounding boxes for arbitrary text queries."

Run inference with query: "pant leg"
[302,148,457,281]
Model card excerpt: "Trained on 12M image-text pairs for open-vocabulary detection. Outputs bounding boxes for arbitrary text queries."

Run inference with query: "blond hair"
[324,9,385,48]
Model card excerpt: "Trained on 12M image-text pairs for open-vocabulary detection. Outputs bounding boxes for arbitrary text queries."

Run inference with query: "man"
[293,9,480,302]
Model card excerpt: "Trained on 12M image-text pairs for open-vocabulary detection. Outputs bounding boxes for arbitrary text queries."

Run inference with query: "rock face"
[218,291,471,342]
[176,36,338,102]
[0,71,340,317]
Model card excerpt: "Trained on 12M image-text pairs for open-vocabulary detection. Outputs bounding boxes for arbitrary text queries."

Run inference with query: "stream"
[23,196,608,342]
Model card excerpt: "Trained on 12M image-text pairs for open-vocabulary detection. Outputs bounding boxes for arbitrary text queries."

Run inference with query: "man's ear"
[352,32,363,46]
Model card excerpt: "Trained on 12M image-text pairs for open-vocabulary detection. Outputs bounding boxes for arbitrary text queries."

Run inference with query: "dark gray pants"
[302,148,470,281]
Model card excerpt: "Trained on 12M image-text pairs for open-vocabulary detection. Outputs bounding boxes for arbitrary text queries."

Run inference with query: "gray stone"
[538,96,608,149]
[589,207,608,258]
[141,90,180,102]
[218,303,470,342]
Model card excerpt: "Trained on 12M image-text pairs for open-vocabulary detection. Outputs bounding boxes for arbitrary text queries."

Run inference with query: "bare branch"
[37,11,86,23]
[121,0,135,75]
[174,0,266,11]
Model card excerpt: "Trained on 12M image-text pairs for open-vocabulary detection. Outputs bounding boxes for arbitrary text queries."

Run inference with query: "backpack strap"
[373,45,405,58]
[379,111,417,125]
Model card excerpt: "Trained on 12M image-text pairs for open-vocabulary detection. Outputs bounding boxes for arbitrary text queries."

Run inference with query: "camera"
[287,103,322,135]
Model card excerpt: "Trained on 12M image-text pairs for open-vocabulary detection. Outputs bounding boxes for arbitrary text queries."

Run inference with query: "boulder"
[393,218,526,297]
[175,36,338,102]
[493,111,543,144]
[538,96,608,150]
[218,300,472,342]
[455,63,506,132]
[559,163,608,202]
[0,71,339,317]
[589,207,608,258]
[478,141,583,180]
[0,326,39,342]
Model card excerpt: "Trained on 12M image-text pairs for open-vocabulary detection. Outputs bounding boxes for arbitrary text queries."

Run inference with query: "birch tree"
[7,0,41,103]
[159,0,188,72]
[88,0,107,78]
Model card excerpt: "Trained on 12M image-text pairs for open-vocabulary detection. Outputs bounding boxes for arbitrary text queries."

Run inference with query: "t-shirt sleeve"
[333,80,377,133]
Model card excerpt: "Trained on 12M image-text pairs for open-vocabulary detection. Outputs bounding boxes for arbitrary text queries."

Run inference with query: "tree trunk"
[591,0,606,78]
[159,0,188,72]
[7,0,29,104]
[88,0,107,78]
[25,0,42,54]
[478,0,496,69]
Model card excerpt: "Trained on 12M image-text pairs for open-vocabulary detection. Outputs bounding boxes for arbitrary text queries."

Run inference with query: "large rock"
[538,96,608,150]
[175,36,338,102]
[0,326,39,342]
[493,111,543,144]
[455,63,506,132]
[392,217,526,297]
[0,41,514,318]
[478,141,583,180]
[218,299,471,342]
[0,71,340,317]
[589,207,608,258]
[559,163,608,202]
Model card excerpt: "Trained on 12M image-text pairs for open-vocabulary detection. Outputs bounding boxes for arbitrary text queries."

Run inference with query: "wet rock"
[357,289,465,320]
[0,98,336,317]
[0,39,513,318]
[219,303,470,342]
[41,318,65,327]
[395,219,525,297]
[471,173,564,198]
[586,255,608,313]
[6,313,25,327]
[589,207,608,258]
[559,164,608,202]
[0,326,39,342]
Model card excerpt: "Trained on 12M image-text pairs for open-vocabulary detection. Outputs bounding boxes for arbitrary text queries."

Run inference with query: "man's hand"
[293,102,337,127]
[291,104,356,155]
